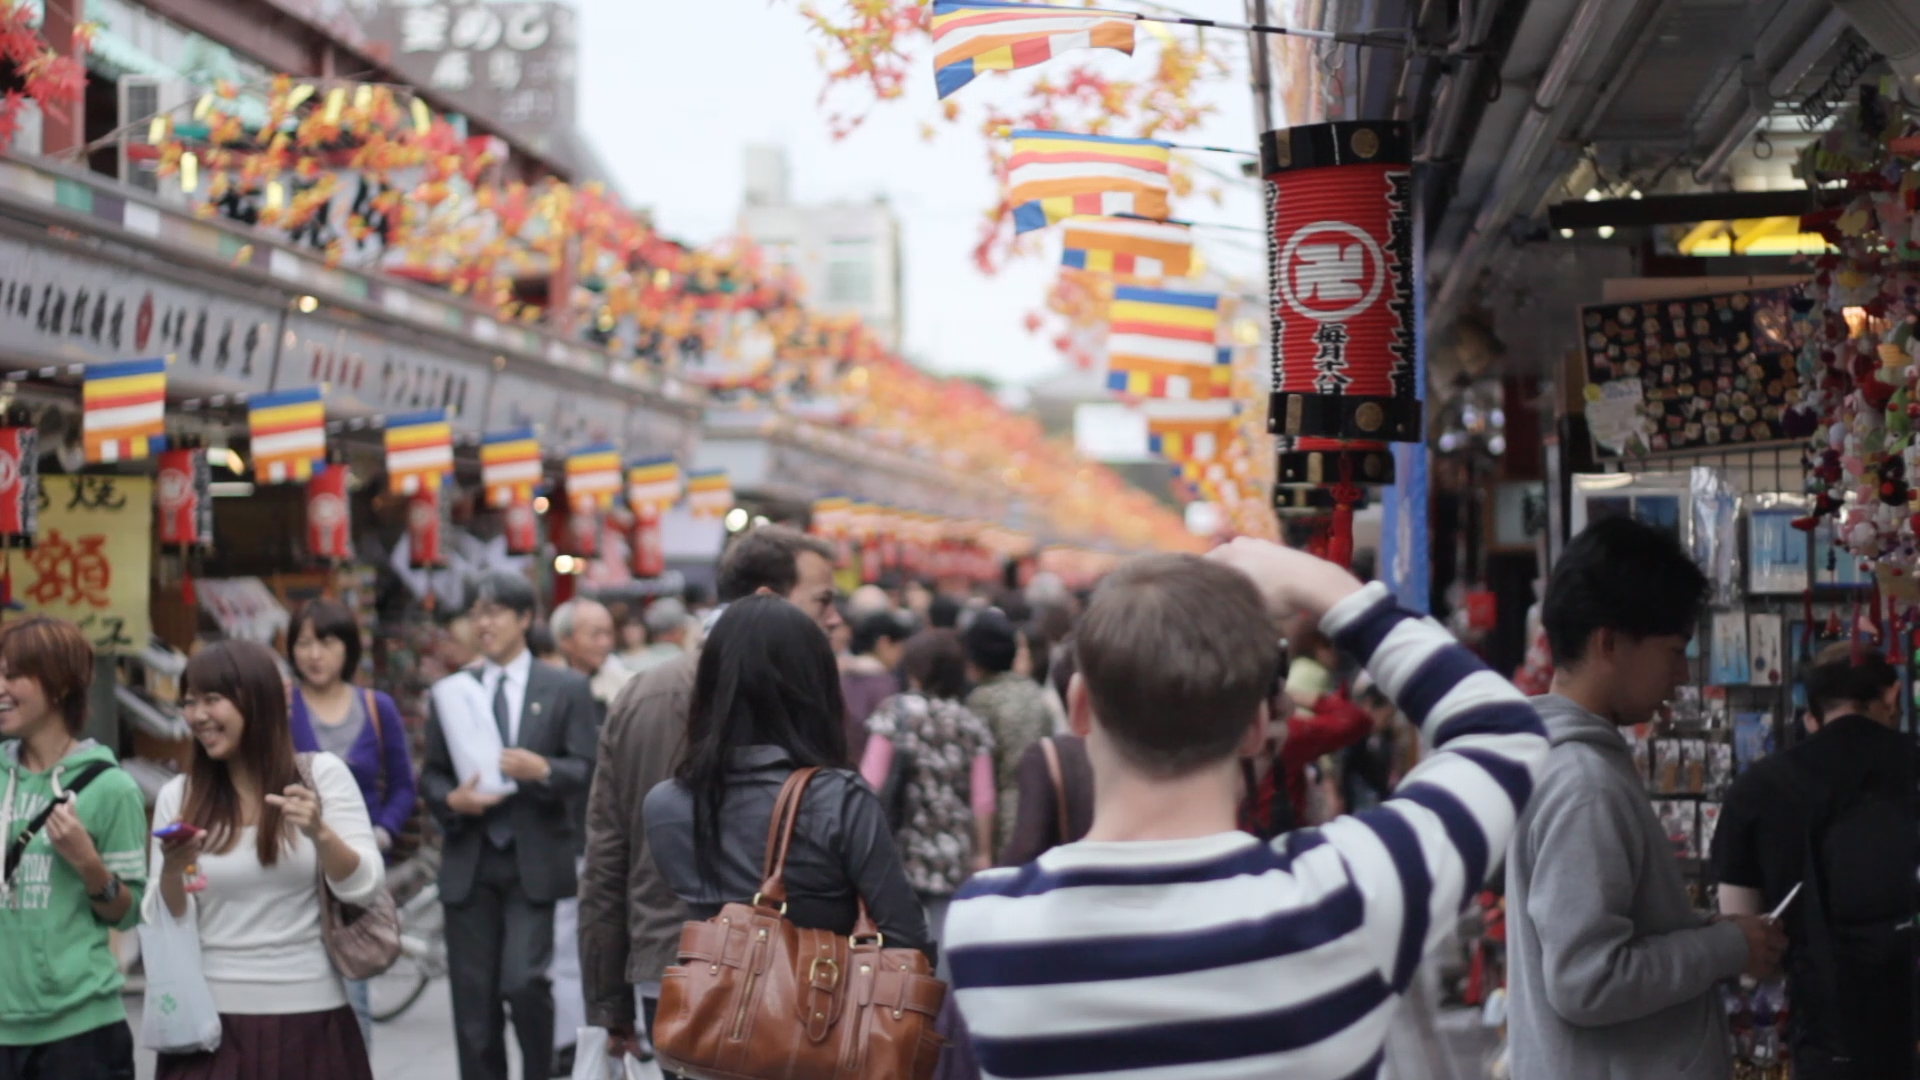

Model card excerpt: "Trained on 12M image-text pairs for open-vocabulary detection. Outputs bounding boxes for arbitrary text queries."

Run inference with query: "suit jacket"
[421,659,599,905]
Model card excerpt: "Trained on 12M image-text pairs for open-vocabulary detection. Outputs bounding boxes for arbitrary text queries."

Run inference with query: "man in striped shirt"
[945,539,1549,1079]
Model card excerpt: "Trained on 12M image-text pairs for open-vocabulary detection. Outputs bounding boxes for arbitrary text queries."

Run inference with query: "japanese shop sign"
[365,0,577,160]
[16,476,152,653]
[487,367,631,449]
[279,314,489,432]
[0,234,280,399]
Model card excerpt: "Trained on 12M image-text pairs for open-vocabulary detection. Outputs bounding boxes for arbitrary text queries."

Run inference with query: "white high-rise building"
[738,145,903,351]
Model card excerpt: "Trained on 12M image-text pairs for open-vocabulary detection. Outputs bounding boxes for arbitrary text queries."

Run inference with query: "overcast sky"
[574,0,1273,387]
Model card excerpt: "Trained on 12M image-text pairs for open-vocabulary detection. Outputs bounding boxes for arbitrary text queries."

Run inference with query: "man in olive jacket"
[579,526,843,1058]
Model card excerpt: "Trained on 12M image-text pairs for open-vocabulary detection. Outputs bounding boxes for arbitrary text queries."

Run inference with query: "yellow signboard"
[16,476,153,653]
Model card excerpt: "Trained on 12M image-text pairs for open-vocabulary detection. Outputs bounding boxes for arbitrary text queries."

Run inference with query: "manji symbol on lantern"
[1263,119,1418,566]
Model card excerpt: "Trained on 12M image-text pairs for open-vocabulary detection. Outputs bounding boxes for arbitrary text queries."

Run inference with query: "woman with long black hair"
[146,640,382,1080]
[644,592,929,958]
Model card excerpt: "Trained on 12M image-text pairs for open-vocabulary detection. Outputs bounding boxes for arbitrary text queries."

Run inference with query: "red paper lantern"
[306,464,352,561]
[0,426,39,544]
[1263,120,1418,448]
[631,511,665,579]
[551,502,600,560]
[502,501,540,556]
[407,481,447,569]
[156,448,211,548]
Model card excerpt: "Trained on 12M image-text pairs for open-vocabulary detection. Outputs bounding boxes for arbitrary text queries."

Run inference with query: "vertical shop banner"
[18,477,152,651]
[407,480,448,569]
[156,448,211,548]
[630,512,665,579]
[1379,443,1429,614]
[502,500,540,555]
[306,464,353,561]
[0,427,40,542]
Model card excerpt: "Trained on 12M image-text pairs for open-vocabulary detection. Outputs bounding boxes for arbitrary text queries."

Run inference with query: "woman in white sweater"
[144,640,383,1080]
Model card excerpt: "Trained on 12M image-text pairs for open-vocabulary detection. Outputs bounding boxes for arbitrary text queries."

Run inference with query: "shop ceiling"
[1400,0,1867,339]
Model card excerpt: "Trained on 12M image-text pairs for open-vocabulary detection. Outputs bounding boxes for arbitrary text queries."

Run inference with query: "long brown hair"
[180,639,300,865]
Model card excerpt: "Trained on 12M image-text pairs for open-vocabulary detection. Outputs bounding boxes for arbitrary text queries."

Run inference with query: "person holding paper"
[420,572,598,1080]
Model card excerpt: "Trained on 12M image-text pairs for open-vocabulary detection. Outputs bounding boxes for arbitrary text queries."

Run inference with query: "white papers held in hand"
[431,672,519,798]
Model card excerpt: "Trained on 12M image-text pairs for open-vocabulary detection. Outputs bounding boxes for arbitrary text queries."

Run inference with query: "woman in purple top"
[283,599,415,1045]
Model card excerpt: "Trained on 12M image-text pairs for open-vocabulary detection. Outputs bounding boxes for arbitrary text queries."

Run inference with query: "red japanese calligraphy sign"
[0,427,39,542]
[19,476,152,651]
[630,511,665,579]
[156,448,211,548]
[407,481,447,569]
[306,464,353,561]
[1263,120,1420,446]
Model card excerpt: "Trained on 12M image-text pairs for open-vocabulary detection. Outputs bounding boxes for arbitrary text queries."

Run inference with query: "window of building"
[826,238,873,305]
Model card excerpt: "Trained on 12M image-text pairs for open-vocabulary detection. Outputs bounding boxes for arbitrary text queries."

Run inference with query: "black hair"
[928,594,962,630]
[901,629,969,700]
[851,610,912,657]
[677,595,848,885]
[287,599,363,684]
[527,621,558,659]
[1543,516,1707,666]
[1804,643,1899,722]
[470,570,538,618]
[1024,625,1053,688]
[962,609,1019,674]
[715,526,836,603]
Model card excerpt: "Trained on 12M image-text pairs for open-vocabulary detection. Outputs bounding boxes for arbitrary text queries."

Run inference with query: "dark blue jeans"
[0,1019,135,1080]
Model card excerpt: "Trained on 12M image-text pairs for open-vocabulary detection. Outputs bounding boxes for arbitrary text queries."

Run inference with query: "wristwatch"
[89,874,121,905]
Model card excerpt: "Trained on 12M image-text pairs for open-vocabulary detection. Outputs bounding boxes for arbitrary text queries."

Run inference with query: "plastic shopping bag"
[571,1027,652,1080]
[137,903,223,1054]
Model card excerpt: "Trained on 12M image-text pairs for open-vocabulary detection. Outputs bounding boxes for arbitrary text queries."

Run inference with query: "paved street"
[129,978,1495,1080]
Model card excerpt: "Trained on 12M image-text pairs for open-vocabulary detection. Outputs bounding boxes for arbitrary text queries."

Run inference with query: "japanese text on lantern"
[17,476,152,651]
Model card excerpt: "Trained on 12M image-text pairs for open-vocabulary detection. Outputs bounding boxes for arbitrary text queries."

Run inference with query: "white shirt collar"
[485,646,533,685]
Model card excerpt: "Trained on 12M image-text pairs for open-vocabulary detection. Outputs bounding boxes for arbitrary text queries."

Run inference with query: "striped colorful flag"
[248,387,327,484]
[1145,401,1238,463]
[1007,130,1171,234]
[83,358,167,463]
[1105,286,1227,399]
[1061,217,1193,278]
[480,427,542,508]
[626,456,682,517]
[383,410,453,495]
[932,1,1136,99]
[565,443,623,512]
[686,469,734,519]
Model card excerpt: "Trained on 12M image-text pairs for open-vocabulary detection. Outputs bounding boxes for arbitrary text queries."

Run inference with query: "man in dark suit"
[422,571,598,1080]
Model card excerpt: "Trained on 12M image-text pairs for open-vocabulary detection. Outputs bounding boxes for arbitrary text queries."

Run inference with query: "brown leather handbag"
[654,768,948,1080]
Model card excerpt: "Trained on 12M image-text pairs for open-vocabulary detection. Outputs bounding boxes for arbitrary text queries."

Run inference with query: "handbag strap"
[1039,737,1069,845]
[756,767,820,907]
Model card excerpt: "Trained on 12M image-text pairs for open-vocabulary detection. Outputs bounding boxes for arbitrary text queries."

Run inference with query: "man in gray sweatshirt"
[1507,517,1786,1080]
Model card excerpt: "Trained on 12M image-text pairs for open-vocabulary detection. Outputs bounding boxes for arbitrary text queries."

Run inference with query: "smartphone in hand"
[152,822,205,843]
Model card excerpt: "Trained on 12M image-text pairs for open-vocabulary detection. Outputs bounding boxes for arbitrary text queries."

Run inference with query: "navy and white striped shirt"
[945,582,1549,1080]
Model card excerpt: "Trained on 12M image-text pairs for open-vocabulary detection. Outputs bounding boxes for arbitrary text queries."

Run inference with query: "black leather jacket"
[644,745,934,959]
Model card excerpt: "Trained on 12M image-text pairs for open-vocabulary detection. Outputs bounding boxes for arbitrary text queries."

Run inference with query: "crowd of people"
[0,516,1912,1080]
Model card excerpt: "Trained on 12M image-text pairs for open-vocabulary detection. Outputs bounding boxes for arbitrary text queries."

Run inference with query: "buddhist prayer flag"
[1146,402,1237,463]
[383,409,453,495]
[686,469,733,519]
[932,1,1136,99]
[1105,286,1227,399]
[480,427,542,508]
[565,443,623,512]
[247,387,327,484]
[1061,217,1193,278]
[625,456,682,517]
[1007,130,1171,234]
[83,358,167,463]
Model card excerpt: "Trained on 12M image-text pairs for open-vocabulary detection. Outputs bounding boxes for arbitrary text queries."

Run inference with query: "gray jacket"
[1506,695,1749,1080]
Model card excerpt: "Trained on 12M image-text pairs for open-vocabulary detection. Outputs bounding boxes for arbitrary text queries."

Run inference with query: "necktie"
[485,671,514,849]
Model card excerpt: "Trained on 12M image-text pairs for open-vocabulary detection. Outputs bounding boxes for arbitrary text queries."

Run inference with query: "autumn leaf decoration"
[0,1,91,150]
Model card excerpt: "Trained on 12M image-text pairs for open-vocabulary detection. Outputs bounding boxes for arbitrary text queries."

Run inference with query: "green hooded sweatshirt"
[0,740,149,1046]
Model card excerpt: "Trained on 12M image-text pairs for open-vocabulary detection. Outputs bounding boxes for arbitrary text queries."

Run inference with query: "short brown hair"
[1805,642,1899,721]
[0,616,95,735]
[900,629,969,700]
[1075,554,1278,776]
[716,525,836,603]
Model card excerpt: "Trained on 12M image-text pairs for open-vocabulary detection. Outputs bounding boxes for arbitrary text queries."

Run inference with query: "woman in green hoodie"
[0,616,149,1080]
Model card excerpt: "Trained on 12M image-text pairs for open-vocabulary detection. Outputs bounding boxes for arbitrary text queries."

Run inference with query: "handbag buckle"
[808,957,840,989]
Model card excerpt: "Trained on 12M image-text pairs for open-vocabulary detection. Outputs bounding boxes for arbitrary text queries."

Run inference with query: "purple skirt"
[156,1007,371,1080]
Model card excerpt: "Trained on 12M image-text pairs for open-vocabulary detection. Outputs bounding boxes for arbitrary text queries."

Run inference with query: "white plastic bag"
[571,1026,651,1080]
[137,902,223,1054]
